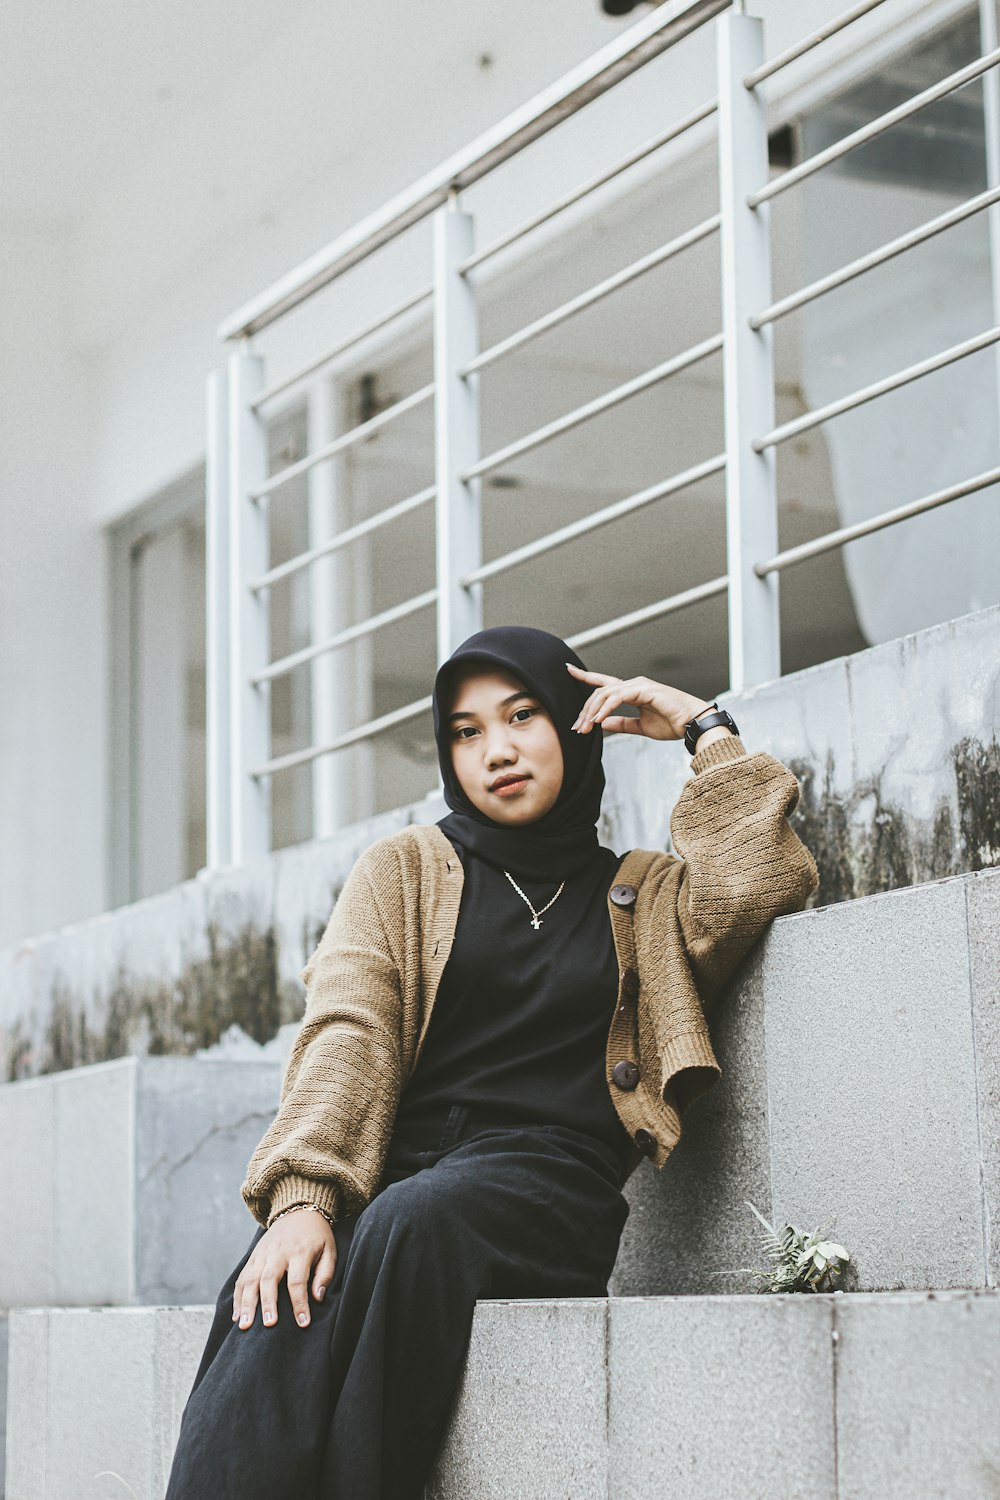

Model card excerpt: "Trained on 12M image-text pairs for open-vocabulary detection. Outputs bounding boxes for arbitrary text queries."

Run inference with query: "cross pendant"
[531,916,542,930]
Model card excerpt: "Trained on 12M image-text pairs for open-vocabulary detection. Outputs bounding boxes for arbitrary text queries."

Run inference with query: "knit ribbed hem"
[266,1173,342,1229]
[690,732,747,776]
[659,1028,723,1104]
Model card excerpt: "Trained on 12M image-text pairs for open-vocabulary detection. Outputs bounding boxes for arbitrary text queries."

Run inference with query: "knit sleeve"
[240,841,405,1229]
[668,734,819,1013]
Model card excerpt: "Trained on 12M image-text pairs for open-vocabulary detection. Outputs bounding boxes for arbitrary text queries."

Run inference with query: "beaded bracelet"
[269,1201,336,1232]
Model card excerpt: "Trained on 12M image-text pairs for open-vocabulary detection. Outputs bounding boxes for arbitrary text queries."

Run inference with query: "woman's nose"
[483,725,517,765]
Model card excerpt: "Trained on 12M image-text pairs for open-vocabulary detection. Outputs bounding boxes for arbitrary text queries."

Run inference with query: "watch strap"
[683,704,739,755]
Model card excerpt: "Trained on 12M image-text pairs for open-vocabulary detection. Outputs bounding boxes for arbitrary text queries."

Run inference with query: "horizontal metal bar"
[743,0,891,90]
[462,453,726,585]
[251,383,435,500]
[251,589,437,685]
[566,574,728,650]
[462,98,719,274]
[218,0,731,339]
[751,183,1000,329]
[464,214,720,375]
[754,464,1000,575]
[463,333,724,482]
[250,484,436,593]
[754,324,1000,451]
[250,694,434,779]
[251,286,433,410]
[749,46,1000,208]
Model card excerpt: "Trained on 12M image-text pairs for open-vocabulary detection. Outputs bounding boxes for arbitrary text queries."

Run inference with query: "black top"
[393,833,633,1160]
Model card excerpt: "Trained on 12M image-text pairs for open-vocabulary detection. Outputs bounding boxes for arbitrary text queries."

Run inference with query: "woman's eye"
[454,726,477,740]
[512,707,536,723]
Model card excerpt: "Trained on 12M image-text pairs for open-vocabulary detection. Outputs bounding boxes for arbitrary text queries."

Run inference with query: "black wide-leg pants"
[163,1102,631,1500]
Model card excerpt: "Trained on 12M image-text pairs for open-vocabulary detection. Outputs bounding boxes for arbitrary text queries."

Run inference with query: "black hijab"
[432,625,606,881]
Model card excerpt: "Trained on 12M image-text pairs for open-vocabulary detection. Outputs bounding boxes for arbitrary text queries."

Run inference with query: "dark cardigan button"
[612,1059,640,1091]
[634,1128,658,1157]
[610,883,637,909]
[621,967,639,1001]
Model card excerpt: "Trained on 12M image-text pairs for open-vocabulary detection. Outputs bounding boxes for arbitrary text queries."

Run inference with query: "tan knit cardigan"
[241,734,819,1229]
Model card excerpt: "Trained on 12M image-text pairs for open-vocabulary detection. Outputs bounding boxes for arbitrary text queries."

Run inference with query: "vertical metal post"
[308,373,356,838]
[205,366,231,870]
[228,347,271,864]
[980,0,1000,442]
[717,10,781,691]
[433,201,483,668]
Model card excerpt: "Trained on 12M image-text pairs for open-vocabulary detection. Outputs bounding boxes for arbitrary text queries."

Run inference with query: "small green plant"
[719,1200,852,1293]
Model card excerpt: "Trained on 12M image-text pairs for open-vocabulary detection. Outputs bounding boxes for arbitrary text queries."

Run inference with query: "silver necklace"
[503,870,566,930]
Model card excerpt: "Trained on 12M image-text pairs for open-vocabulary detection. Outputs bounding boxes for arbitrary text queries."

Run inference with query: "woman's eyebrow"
[447,691,536,724]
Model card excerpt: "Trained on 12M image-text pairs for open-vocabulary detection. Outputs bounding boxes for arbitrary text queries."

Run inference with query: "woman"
[164,624,818,1500]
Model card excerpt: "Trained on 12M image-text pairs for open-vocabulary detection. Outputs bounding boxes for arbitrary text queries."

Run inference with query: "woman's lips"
[491,776,530,797]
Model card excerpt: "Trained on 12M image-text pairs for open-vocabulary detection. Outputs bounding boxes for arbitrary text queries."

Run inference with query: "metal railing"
[206,0,1000,868]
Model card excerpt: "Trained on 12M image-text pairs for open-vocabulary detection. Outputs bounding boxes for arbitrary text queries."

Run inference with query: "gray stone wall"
[6,1292,999,1500]
[1,603,997,1084]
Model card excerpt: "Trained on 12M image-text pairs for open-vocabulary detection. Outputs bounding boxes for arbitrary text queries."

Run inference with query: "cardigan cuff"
[265,1173,342,1229]
[689,732,747,776]
[659,1029,723,1116]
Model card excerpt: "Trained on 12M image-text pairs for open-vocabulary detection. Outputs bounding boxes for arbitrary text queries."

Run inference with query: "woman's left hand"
[565,663,715,742]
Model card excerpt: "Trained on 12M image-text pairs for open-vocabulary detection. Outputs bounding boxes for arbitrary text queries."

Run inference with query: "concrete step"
[5,1291,998,1500]
[2,865,997,1320]
[0,1056,282,1308]
[615,859,1000,1298]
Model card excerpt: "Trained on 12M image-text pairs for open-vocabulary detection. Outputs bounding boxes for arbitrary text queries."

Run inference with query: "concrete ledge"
[612,862,1000,1296]
[0,1057,279,1307]
[0,1311,7,1500]
[5,1292,997,1500]
[3,604,999,1086]
[2,865,998,1311]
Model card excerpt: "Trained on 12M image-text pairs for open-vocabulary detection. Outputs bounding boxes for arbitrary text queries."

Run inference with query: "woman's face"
[447,665,564,825]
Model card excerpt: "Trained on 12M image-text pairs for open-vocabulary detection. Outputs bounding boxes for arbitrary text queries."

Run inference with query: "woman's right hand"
[232,1208,337,1331]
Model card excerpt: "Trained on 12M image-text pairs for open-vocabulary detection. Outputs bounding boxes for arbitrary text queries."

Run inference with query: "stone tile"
[764,878,985,1289]
[601,732,679,858]
[610,944,772,1296]
[5,1310,49,1500]
[967,866,1000,1286]
[425,1299,608,1500]
[54,1058,136,1305]
[43,1308,156,1500]
[134,1058,280,1303]
[152,1307,215,1494]
[0,1077,56,1305]
[845,611,1000,891]
[835,1290,1000,1499]
[608,1294,836,1499]
[733,650,853,793]
[0,1309,8,1500]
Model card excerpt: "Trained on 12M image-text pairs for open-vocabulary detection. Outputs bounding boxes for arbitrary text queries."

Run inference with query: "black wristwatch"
[683,701,740,756]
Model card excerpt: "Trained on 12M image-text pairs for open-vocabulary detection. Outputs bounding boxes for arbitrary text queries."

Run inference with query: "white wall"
[0,224,105,948]
[0,0,982,947]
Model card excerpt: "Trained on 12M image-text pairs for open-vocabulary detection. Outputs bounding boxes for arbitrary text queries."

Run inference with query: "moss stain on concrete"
[4,756,997,1082]
[789,734,999,908]
[3,921,296,1083]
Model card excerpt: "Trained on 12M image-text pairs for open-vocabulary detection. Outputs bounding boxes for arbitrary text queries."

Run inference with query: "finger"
[312,1239,338,1302]
[600,714,644,735]
[286,1259,312,1328]
[237,1273,260,1329]
[572,682,618,723]
[581,677,655,729]
[232,1272,244,1321]
[258,1269,280,1327]
[564,662,617,685]
[573,683,626,731]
